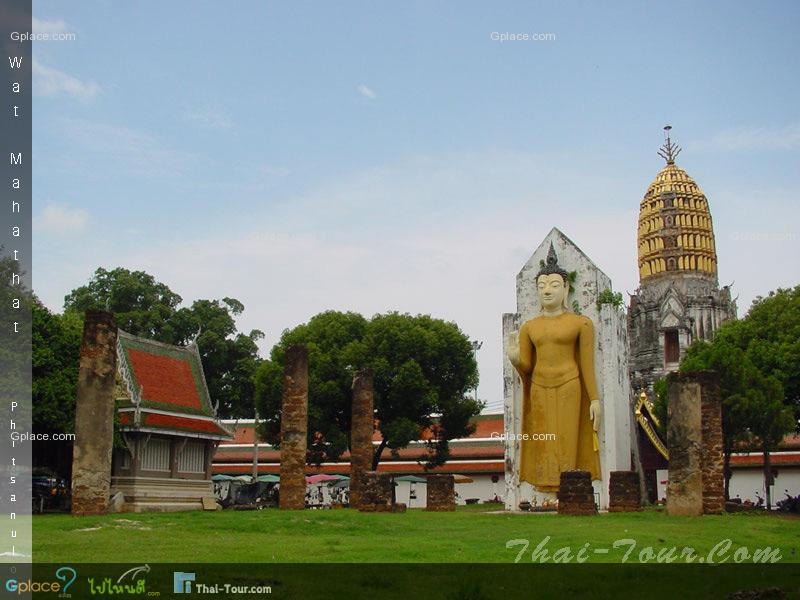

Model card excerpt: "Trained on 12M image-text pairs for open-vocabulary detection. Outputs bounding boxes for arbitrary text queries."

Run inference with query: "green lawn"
[32,505,800,564]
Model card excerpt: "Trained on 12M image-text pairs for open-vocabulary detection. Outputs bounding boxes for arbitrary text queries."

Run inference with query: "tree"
[63,267,263,418]
[169,298,264,418]
[717,286,800,425]
[680,292,798,503]
[32,298,82,433]
[255,311,368,465]
[743,372,792,509]
[254,310,482,470]
[64,267,182,339]
[365,312,481,469]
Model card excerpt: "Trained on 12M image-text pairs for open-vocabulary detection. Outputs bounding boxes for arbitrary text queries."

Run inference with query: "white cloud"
[36,151,639,411]
[57,117,196,177]
[691,122,800,152]
[184,104,233,130]
[34,204,89,236]
[357,83,376,100]
[32,150,799,411]
[31,17,71,35]
[32,58,100,99]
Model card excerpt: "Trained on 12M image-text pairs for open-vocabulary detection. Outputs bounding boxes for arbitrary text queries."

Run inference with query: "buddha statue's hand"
[506,331,521,366]
[589,400,601,431]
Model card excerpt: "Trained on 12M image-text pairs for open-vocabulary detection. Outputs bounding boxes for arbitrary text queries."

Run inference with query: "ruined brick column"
[557,470,596,515]
[426,474,456,511]
[71,310,118,515]
[349,368,374,509]
[608,470,642,512]
[279,345,308,510]
[358,471,393,512]
[667,371,724,516]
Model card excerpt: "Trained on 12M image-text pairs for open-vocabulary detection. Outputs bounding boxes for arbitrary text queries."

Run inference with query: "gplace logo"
[174,572,196,594]
[4,566,77,595]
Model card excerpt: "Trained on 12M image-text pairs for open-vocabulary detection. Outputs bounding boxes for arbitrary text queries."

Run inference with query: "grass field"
[32,505,799,564]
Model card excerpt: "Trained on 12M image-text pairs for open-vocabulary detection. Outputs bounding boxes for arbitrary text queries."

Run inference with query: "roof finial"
[189,325,202,347]
[657,124,681,165]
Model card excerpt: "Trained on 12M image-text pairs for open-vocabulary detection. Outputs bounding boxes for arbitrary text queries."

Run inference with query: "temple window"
[179,441,206,473]
[141,438,171,472]
[665,330,680,364]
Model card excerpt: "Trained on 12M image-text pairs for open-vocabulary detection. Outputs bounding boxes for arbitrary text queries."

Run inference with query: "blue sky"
[31,1,800,411]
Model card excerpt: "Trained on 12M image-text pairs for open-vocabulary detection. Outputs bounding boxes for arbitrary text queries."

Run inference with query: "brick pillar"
[71,310,117,515]
[426,474,456,511]
[557,470,596,515]
[608,470,642,512]
[666,371,724,516]
[358,471,393,512]
[349,368,374,509]
[279,345,308,510]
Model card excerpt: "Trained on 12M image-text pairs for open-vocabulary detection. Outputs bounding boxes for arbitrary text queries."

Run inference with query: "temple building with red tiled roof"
[111,330,233,512]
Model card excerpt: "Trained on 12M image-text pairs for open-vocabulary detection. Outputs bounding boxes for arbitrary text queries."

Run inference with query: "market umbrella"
[256,474,280,483]
[212,474,234,482]
[306,474,343,484]
[331,479,350,490]
[452,474,474,484]
[233,475,253,482]
[394,475,427,483]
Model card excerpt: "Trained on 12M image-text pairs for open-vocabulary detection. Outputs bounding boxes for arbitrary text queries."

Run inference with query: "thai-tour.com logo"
[173,571,272,595]
[174,572,195,593]
[4,566,77,595]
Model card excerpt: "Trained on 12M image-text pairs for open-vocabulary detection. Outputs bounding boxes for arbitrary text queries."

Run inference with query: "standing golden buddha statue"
[507,245,601,492]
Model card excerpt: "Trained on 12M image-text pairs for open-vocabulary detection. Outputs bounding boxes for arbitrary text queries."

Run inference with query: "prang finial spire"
[657,124,681,165]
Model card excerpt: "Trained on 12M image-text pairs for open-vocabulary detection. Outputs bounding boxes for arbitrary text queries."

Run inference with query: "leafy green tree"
[32,298,82,433]
[254,310,482,470]
[169,298,264,418]
[743,373,792,509]
[681,296,798,503]
[64,267,182,339]
[365,312,481,469]
[255,311,368,465]
[63,267,263,418]
[716,286,800,424]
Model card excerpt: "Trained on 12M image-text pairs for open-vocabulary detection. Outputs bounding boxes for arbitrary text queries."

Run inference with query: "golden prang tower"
[637,128,718,281]
[628,127,736,392]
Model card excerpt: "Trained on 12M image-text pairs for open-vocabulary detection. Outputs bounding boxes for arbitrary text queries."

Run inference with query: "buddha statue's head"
[536,243,571,312]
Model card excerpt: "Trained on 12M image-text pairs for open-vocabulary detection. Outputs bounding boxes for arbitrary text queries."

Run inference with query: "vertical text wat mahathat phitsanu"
[627,126,737,394]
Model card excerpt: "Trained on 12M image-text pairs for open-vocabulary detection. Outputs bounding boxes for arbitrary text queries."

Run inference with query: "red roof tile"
[127,348,203,411]
[116,329,232,440]
[730,453,800,467]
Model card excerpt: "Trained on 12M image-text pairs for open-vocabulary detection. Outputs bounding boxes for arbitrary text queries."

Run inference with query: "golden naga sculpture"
[507,244,601,492]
